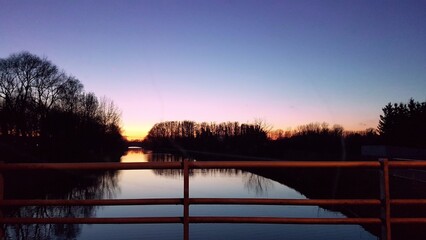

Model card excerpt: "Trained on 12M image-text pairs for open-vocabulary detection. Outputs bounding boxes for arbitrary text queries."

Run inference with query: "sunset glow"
[2,1,425,140]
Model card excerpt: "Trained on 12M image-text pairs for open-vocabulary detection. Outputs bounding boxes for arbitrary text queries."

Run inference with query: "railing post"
[183,159,189,240]
[379,158,391,240]
[0,169,4,240]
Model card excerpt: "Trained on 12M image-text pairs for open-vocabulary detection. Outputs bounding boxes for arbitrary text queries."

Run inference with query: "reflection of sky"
[78,150,374,239]
[119,150,303,198]
[2,1,426,140]
[119,150,183,198]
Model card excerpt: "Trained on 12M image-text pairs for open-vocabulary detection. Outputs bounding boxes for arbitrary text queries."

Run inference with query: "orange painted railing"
[1,159,426,240]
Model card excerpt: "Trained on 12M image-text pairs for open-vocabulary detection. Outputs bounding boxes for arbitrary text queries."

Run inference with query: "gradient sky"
[1,1,426,139]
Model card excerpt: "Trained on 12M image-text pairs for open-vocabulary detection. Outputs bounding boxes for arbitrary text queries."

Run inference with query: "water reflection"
[242,173,274,195]
[3,160,120,239]
[144,152,274,195]
[3,150,378,239]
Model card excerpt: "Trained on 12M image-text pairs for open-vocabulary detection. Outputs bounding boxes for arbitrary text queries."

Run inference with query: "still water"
[5,149,376,240]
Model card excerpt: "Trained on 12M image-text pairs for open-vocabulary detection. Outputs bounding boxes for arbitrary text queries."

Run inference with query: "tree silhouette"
[378,99,426,148]
[0,51,125,162]
[144,119,383,160]
[144,120,269,156]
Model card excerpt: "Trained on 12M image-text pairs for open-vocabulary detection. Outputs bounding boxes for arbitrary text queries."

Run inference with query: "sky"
[1,1,426,140]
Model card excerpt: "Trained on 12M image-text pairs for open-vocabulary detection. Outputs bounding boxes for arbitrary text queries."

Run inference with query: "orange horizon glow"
[122,124,152,141]
[122,119,378,141]
[120,96,380,141]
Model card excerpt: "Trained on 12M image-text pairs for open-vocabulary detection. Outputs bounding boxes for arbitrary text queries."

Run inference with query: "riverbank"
[0,136,126,163]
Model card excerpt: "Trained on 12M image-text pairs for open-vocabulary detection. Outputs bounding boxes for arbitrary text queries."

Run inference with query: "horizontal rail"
[0,162,182,171]
[388,161,426,168]
[0,161,382,171]
[0,217,182,224]
[1,160,426,172]
[390,199,426,205]
[0,198,381,207]
[190,198,381,206]
[2,158,426,240]
[189,217,381,225]
[4,216,426,225]
[0,216,381,225]
[391,218,426,224]
[4,160,425,171]
[0,198,182,206]
[189,161,381,169]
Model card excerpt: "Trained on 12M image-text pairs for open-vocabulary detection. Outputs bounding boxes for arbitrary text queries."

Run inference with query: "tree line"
[267,123,379,160]
[0,52,125,161]
[144,99,426,159]
[143,120,377,159]
[144,120,269,156]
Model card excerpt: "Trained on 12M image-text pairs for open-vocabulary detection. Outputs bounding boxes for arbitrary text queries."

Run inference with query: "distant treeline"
[267,123,378,160]
[143,120,379,160]
[0,52,125,162]
[143,99,426,160]
[144,120,269,156]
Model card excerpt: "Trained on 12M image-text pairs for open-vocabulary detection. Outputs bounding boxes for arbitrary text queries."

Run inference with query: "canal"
[3,148,380,239]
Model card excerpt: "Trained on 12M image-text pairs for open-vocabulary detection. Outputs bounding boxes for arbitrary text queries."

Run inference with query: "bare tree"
[1,52,125,158]
[97,97,122,133]
[56,76,84,113]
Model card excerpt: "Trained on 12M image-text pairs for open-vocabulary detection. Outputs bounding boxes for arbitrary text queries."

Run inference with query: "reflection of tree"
[147,153,244,178]
[7,206,85,240]
[148,153,188,178]
[3,170,119,239]
[147,152,275,196]
[243,173,274,196]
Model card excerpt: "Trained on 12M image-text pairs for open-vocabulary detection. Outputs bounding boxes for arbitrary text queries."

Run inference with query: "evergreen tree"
[378,99,426,147]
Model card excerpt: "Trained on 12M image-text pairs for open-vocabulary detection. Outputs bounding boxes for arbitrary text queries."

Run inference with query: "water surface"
[5,149,376,240]
[79,149,375,240]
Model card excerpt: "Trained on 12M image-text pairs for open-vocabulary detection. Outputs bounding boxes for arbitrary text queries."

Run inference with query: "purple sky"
[1,1,426,139]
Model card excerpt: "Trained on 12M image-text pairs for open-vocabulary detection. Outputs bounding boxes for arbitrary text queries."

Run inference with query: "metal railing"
[1,159,426,240]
